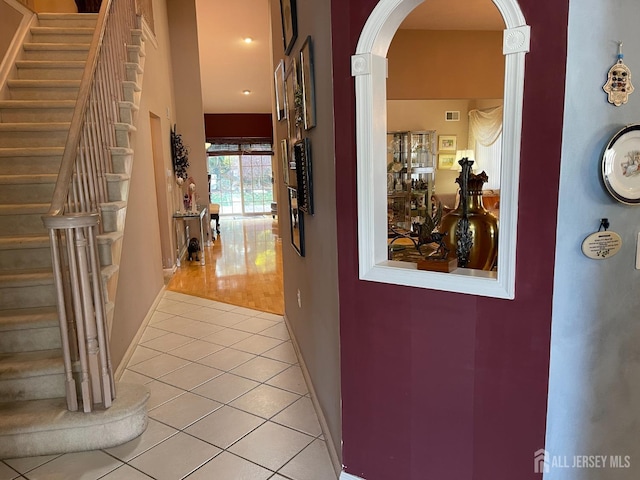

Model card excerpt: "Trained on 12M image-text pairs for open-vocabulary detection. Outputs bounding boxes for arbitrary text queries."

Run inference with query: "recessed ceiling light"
[242,90,251,95]
[243,37,253,44]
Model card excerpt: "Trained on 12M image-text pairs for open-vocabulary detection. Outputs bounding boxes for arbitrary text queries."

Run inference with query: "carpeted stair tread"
[0,203,49,214]
[0,235,49,248]
[0,100,75,108]
[7,79,81,88]
[0,269,53,287]
[30,27,94,35]
[0,349,63,380]
[0,174,57,185]
[0,147,64,157]
[0,307,57,331]
[15,60,86,69]
[0,123,70,132]
[23,43,90,52]
[0,383,149,459]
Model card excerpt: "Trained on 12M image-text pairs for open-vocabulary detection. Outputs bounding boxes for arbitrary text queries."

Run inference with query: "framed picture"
[294,138,313,214]
[288,186,304,256]
[299,36,316,130]
[280,139,289,184]
[438,153,456,170]
[284,58,301,143]
[438,135,457,151]
[274,60,286,121]
[280,0,297,56]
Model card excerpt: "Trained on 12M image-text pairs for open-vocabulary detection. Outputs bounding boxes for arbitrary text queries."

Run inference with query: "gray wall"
[546,0,640,478]
[269,0,342,462]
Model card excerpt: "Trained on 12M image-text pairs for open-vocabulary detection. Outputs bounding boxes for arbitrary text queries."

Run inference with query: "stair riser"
[100,206,126,233]
[0,247,52,271]
[0,131,68,148]
[30,33,93,44]
[0,108,74,123]
[8,87,79,101]
[107,178,129,202]
[22,50,89,62]
[0,157,62,175]
[98,237,123,267]
[0,373,65,402]
[17,67,84,81]
[0,284,56,310]
[0,214,48,236]
[0,327,61,353]
[37,17,98,28]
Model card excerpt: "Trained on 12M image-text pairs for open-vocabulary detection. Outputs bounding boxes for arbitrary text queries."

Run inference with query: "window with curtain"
[468,105,503,190]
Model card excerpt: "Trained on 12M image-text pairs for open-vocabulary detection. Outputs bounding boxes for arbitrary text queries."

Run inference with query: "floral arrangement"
[171,125,190,181]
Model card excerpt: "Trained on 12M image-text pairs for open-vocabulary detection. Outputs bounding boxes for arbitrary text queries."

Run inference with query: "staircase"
[0,12,148,459]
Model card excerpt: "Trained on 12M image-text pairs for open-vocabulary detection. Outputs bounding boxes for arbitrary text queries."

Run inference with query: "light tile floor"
[0,291,337,480]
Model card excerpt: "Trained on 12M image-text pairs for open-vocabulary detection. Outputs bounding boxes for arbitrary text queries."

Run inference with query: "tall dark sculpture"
[439,157,498,270]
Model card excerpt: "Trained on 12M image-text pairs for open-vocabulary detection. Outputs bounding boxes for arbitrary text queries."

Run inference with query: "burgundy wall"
[204,113,273,141]
[333,1,569,479]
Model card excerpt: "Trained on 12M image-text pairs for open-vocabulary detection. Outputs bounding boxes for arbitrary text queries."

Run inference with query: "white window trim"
[351,0,530,299]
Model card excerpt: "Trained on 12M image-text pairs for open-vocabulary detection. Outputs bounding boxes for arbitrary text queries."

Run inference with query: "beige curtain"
[468,105,503,148]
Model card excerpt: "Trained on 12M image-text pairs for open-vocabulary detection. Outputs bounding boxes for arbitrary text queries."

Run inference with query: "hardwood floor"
[166,216,284,315]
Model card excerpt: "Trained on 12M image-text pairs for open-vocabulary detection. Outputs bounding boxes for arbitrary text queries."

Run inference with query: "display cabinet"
[387,130,436,230]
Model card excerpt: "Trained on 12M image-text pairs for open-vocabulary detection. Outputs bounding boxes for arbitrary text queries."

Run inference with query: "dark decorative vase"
[439,158,498,270]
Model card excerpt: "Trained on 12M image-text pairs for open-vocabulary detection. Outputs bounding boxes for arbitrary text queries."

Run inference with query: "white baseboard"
[340,472,366,480]
[114,286,166,380]
[283,312,342,478]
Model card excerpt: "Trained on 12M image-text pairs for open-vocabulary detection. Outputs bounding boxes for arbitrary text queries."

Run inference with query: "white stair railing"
[41,0,150,413]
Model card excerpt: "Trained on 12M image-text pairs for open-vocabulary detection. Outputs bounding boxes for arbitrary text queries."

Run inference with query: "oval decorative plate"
[602,124,640,204]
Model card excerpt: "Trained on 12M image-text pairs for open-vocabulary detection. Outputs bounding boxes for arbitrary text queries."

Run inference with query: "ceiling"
[195,0,504,115]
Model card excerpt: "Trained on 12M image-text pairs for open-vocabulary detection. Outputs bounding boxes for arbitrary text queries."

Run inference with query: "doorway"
[207,152,274,215]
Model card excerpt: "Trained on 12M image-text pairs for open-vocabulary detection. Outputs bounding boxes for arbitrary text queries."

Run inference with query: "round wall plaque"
[581,231,622,259]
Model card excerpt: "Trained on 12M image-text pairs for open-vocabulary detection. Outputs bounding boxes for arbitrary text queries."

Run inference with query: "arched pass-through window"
[351,0,530,299]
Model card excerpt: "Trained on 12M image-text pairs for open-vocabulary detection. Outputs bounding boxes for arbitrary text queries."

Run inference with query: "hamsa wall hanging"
[603,42,634,106]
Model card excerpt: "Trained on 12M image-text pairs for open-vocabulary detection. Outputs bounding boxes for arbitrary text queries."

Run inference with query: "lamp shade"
[451,149,476,171]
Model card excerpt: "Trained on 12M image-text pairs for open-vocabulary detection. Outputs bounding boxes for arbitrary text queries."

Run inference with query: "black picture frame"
[284,58,300,145]
[288,187,304,256]
[280,0,297,56]
[280,139,289,185]
[294,138,313,214]
[274,60,286,121]
[299,36,316,130]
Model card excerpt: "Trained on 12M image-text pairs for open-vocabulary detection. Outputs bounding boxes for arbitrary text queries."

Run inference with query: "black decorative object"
[294,138,313,214]
[288,187,304,256]
[299,36,316,130]
[412,202,448,259]
[280,0,297,56]
[171,125,190,181]
[455,158,474,267]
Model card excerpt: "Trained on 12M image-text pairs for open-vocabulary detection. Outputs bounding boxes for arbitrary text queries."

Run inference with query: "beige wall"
[388,30,504,100]
[32,0,75,12]
[0,1,27,63]
[270,0,342,463]
[167,0,210,244]
[110,0,177,367]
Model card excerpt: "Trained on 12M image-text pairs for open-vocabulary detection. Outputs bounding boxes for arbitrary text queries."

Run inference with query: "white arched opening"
[351,0,530,299]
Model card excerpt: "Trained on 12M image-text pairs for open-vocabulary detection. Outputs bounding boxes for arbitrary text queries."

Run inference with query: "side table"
[173,206,206,266]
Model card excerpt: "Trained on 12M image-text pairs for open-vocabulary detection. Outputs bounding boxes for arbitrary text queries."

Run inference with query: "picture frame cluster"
[276,0,316,257]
